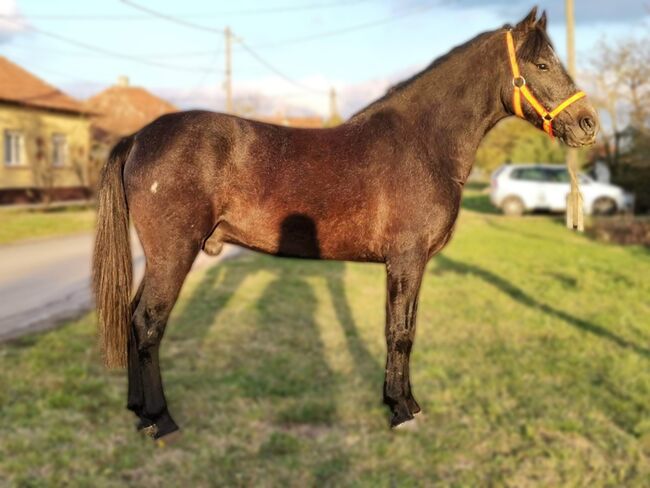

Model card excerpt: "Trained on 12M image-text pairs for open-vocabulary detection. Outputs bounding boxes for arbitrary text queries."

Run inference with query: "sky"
[0,0,648,118]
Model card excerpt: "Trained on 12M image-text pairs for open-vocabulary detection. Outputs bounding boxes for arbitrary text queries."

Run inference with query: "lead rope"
[567,159,584,231]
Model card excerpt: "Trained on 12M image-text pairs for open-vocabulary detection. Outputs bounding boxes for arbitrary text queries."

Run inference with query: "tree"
[587,35,650,169]
[475,118,575,172]
[586,34,650,211]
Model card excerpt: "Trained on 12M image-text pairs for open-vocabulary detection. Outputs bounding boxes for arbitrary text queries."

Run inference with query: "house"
[255,114,325,128]
[83,77,177,188]
[85,76,177,142]
[0,56,91,204]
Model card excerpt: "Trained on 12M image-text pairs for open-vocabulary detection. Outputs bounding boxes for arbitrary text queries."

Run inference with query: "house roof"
[0,56,84,114]
[256,115,324,128]
[84,83,178,137]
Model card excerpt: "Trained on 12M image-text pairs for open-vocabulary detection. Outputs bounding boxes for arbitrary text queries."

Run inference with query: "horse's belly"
[215,208,386,263]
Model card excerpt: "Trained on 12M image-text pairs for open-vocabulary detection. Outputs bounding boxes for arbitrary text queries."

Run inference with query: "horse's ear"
[537,10,547,30]
[516,6,538,30]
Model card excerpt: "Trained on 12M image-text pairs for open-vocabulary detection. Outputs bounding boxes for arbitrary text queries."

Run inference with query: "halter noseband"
[505,29,585,139]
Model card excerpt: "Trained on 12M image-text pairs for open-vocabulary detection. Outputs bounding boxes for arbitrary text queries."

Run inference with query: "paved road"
[0,233,240,341]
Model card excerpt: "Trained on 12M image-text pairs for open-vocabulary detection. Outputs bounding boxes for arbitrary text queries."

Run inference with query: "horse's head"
[503,7,599,147]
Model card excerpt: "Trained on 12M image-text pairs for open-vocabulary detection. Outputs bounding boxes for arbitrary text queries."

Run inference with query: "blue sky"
[1,0,648,117]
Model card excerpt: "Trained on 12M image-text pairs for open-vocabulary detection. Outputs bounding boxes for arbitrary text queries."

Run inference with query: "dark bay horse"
[93,8,598,441]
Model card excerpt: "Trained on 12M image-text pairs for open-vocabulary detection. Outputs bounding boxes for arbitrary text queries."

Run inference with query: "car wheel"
[592,197,617,216]
[501,196,525,216]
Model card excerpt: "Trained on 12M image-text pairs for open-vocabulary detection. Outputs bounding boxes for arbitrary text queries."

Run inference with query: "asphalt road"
[0,232,240,341]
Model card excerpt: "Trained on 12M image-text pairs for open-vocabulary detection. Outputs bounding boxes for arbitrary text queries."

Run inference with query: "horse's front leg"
[383,249,427,427]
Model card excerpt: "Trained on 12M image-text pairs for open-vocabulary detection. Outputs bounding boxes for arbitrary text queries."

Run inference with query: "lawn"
[0,206,95,245]
[1,192,649,486]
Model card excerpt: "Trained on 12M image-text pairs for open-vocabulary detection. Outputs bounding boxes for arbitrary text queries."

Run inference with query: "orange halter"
[505,29,585,139]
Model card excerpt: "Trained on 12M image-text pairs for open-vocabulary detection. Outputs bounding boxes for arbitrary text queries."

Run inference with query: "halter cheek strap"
[505,29,586,139]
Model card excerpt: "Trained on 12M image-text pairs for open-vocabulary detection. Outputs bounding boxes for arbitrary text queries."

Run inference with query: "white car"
[490,164,634,216]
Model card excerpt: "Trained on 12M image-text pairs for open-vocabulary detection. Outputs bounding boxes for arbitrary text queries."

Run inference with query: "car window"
[546,168,570,183]
[510,167,548,182]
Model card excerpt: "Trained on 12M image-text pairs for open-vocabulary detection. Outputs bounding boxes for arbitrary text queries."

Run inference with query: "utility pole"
[565,0,576,77]
[224,26,233,113]
[329,87,339,120]
[565,0,583,231]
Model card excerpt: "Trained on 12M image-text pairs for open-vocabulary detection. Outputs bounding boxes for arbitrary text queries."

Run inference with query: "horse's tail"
[92,135,135,369]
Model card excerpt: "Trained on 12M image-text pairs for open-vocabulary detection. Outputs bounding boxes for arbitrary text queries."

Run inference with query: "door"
[508,167,547,210]
[543,167,571,211]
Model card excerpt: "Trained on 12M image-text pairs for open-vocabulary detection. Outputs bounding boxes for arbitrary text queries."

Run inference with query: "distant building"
[255,114,325,128]
[83,77,177,190]
[0,56,91,204]
[84,76,178,142]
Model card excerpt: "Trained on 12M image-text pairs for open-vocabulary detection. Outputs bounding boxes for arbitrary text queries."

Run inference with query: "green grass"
[0,206,95,245]
[1,192,649,486]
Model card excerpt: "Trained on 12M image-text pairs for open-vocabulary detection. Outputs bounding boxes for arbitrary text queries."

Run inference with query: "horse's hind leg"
[126,280,146,428]
[129,239,200,440]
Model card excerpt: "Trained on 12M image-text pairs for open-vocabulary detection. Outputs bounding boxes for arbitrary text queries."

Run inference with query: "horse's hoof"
[141,424,158,438]
[155,429,182,447]
[151,413,180,440]
[389,408,414,429]
[135,418,154,432]
[407,396,421,415]
[392,413,423,431]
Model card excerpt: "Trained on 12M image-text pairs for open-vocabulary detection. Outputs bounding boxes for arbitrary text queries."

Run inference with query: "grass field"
[0,206,95,245]
[1,192,649,486]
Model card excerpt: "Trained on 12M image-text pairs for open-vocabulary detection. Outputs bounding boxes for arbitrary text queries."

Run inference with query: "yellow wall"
[0,104,91,190]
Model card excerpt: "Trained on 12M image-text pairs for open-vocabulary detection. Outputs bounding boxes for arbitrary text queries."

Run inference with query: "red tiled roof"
[85,85,177,137]
[0,56,84,113]
[256,115,324,128]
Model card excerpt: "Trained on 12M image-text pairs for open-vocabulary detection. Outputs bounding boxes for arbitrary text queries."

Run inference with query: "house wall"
[0,104,91,192]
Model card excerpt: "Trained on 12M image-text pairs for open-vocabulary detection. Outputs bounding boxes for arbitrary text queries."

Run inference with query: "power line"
[1,18,221,73]
[6,37,217,60]
[203,0,370,16]
[101,1,435,59]
[5,3,435,63]
[120,0,224,34]
[237,40,327,94]
[0,0,371,20]
[252,2,438,49]
[113,3,436,58]
[121,0,327,94]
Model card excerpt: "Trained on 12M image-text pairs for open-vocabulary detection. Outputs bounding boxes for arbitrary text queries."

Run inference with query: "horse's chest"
[400,186,462,247]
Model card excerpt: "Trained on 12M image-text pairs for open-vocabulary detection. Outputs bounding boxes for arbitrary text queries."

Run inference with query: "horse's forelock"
[518,26,553,63]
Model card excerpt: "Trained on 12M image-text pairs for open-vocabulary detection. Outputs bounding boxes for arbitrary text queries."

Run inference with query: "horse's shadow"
[433,254,650,358]
[165,214,383,437]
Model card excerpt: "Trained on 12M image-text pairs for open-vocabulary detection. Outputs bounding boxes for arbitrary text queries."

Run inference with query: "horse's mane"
[350,24,550,119]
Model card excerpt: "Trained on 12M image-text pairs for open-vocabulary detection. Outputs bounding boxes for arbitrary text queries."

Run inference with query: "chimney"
[117,75,130,87]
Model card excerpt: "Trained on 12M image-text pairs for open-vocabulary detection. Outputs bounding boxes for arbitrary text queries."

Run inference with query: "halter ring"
[512,76,526,88]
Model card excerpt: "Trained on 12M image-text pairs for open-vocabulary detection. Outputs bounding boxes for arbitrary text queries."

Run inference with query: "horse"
[92,7,599,442]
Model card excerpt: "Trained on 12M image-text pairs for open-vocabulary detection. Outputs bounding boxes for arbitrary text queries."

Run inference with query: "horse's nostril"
[580,116,595,135]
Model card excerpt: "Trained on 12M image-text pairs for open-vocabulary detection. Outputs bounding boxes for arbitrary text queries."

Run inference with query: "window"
[52,133,67,167]
[4,130,24,166]
[546,168,570,183]
[510,167,548,182]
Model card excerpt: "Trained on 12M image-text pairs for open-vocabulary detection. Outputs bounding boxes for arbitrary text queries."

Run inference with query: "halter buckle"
[543,114,553,121]
[512,76,526,88]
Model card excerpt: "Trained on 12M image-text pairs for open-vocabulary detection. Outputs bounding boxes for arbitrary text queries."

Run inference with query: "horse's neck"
[354,31,509,181]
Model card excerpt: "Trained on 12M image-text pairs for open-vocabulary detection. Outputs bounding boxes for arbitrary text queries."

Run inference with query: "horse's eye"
[536,63,549,71]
